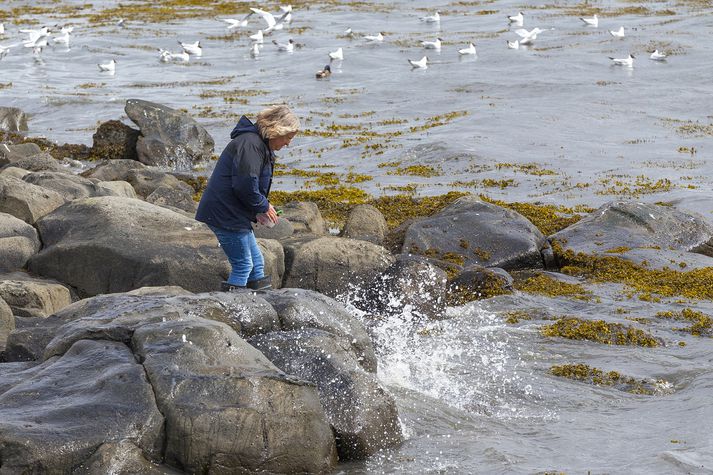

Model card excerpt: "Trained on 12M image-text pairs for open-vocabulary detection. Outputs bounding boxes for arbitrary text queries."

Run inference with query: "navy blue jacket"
[195,116,273,230]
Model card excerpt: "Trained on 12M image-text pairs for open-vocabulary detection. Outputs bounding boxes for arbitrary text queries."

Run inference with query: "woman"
[196,105,299,291]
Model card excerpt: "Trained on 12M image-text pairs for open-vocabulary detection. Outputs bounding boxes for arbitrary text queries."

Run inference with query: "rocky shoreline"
[1,102,712,473]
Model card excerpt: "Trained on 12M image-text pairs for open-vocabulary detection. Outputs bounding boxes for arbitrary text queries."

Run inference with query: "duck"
[316,64,331,78]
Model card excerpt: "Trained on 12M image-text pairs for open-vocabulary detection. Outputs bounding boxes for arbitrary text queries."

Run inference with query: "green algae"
[388,165,442,178]
[655,308,712,337]
[553,240,713,300]
[542,317,660,347]
[515,274,592,301]
[550,363,667,395]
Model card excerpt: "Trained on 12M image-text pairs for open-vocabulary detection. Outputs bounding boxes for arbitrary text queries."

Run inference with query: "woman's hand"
[266,204,279,224]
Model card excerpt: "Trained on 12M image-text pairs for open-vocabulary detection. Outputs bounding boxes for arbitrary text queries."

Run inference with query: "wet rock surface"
[90,119,140,161]
[403,196,551,271]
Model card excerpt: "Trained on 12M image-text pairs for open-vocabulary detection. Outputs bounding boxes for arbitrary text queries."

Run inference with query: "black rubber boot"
[221,281,246,292]
[246,276,273,291]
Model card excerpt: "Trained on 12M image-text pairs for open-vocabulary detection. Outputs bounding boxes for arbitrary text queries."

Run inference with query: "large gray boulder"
[1,151,67,173]
[23,171,115,201]
[361,254,448,319]
[125,99,214,169]
[258,238,286,289]
[250,329,403,460]
[0,212,40,271]
[74,440,182,475]
[81,159,146,182]
[90,119,140,161]
[96,180,137,199]
[0,106,28,132]
[254,217,294,240]
[0,297,13,352]
[28,196,230,296]
[282,236,395,298]
[261,288,377,372]
[402,196,550,271]
[145,184,197,213]
[281,201,328,235]
[0,175,66,224]
[0,143,41,165]
[551,201,713,269]
[342,203,388,245]
[125,168,193,198]
[0,272,73,318]
[0,339,164,473]
[132,318,338,473]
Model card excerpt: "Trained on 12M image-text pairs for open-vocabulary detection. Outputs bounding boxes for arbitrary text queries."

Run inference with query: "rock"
[254,217,294,240]
[342,203,388,245]
[1,151,67,173]
[0,142,41,165]
[361,254,448,319]
[250,329,403,460]
[0,272,73,318]
[0,212,41,271]
[0,175,66,224]
[90,120,140,161]
[125,99,215,169]
[0,106,28,132]
[0,339,164,473]
[4,317,62,361]
[447,265,513,305]
[96,180,138,198]
[74,440,181,475]
[40,289,281,358]
[0,166,30,180]
[258,238,285,289]
[402,195,550,271]
[282,236,395,298]
[145,184,197,213]
[132,317,337,473]
[551,200,713,270]
[23,171,112,201]
[281,201,328,235]
[0,297,13,352]
[81,159,146,182]
[261,288,377,372]
[125,168,193,198]
[28,196,230,296]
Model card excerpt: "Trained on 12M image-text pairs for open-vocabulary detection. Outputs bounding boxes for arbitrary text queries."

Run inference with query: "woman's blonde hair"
[256,105,300,139]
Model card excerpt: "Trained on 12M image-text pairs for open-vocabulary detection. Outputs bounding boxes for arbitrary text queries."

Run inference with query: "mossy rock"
[541,317,662,347]
[447,265,513,306]
[550,363,670,395]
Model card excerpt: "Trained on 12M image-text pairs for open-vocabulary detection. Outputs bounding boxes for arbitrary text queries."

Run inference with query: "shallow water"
[2,0,713,472]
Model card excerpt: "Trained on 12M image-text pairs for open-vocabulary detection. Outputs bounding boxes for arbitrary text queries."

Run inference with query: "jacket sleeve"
[231,141,270,213]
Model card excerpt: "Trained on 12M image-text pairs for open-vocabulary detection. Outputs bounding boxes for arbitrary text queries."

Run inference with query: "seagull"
[344,27,353,36]
[24,32,49,49]
[609,53,634,67]
[0,45,10,60]
[364,32,384,42]
[250,7,290,34]
[60,25,74,34]
[223,12,253,29]
[316,64,331,78]
[0,23,4,35]
[279,5,293,24]
[508,11,524,24]
[250,43,260,57]
[609,26,625,38]
[178,40,202,56]
[515,27,546,45]
[408,56,428,69]
[159,49,189,62]
[649,49,667,61]
[249,30,263,43]
[421,37,442,50]
[273,39,294,52]
[116,18,126,27]
[507,39,519,49]
[580,14,598,27]
[420,11,440,23]
[458,42,476,55]
[20,26,50,39]
[328,47,343,60]
[52,31,70,46]
[98,59,116,72]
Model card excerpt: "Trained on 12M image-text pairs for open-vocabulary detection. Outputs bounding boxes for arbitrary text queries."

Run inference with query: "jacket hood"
[230,116,260,139]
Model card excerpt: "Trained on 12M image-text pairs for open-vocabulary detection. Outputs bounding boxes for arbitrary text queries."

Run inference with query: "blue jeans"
[209,226,265,286]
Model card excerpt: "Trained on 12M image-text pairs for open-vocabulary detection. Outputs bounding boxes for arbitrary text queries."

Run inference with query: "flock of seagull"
[0,5,669,75]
